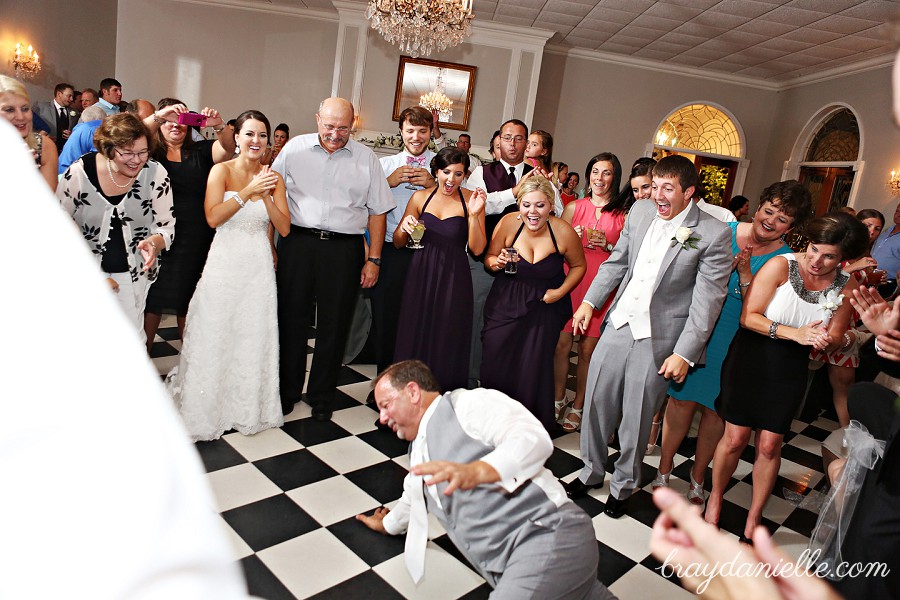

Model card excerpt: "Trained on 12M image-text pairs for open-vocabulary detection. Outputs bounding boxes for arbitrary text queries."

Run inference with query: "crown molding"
[545,44,782,91]
[166,0,338,22]
[545,44,894,93]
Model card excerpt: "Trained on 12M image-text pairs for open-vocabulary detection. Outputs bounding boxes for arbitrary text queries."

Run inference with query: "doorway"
[798,166,855,216]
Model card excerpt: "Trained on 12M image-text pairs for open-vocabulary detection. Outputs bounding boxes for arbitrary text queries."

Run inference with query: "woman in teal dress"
[651,181,813,506]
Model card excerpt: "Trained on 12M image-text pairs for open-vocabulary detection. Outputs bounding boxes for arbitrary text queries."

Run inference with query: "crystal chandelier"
[419,69,453,122]
[366,0,474,58]
[12,43,41,80]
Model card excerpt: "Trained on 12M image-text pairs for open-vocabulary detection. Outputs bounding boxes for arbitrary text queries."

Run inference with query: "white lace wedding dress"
[168,193,283,441]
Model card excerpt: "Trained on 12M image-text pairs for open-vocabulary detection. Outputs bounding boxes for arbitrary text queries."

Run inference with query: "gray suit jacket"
[33,101,76,139]
[583,199,732,367]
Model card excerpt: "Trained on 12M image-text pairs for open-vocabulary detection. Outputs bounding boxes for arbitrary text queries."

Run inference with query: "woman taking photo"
[552,152,625,431]
[654,181,811,506]
[0,75,58,191]
[142,98,235,350]
[169,110,290,441]
[58,113,174,342]
[482,176,585,429]
[393,147,487,390]
[705,213,868,543]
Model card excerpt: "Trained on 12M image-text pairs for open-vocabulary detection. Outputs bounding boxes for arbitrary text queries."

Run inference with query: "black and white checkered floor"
[151,315,836,599]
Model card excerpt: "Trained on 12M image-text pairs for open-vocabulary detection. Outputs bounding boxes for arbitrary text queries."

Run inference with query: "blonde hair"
[0,75,36,151]
[516,175,555,205]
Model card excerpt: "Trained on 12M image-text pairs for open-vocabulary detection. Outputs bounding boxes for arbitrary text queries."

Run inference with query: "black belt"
[292,225,359,240]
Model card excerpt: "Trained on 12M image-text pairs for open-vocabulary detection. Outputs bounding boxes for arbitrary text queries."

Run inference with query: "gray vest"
[421,390,561,581]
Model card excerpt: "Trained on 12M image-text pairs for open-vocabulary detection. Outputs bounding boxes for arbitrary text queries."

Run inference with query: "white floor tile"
[609,565,695,599]
[223,427,304,461]
[307,435,390,473]
[153,354,180,376]
[331,404,380,435]
[339,380,374,403]
[778,458,823,488]
[286,475,380,527]
[348,363,377,379]
[373,543,485,598]
[771,526,812,562]
[789,433,823,457]
[591,513,653,562]
[257,529,369,598]
[283,402,311,422]
[206,463,281,512]
[553,431,582,456]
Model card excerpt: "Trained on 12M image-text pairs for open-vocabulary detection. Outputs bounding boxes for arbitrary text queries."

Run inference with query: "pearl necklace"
[106,157,135,189]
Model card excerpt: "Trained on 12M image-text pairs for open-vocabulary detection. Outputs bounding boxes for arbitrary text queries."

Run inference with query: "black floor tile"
[625,489,661,529]
[149,340,179,358]
[240,555,295,600]
[457,583,493,599]
[253,449,339,492]
[595,540,637,588]
[337,365,371,386]
[780,444,823,471]
[357,428,411,459]
[798,424,831,442]
[545,447,585,478]
[224,494,319,551]
[782,507,819,538]
[195,438,247,473]
[281,418,353,448]
[326,515,406,567]
[343,460,411,506]
[308,570,404,599]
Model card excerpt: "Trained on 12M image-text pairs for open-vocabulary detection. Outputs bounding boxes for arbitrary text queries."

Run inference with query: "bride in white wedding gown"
[168,110,292,441]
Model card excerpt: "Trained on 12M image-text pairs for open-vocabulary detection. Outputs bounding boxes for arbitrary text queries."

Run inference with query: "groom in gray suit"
[564,155,732,517]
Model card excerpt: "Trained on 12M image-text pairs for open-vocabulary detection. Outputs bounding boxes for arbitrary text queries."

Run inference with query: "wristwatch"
[604,243,614,252]
[367,257,382,266]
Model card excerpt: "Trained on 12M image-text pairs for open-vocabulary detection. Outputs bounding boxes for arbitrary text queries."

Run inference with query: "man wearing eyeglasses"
[273,97,395,421]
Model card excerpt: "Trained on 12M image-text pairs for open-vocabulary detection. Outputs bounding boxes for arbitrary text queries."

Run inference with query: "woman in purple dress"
[481,176,586,429]
[393,147,487,390]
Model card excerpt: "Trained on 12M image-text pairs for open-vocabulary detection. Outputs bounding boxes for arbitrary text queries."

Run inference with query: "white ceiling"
[258,0,900,82]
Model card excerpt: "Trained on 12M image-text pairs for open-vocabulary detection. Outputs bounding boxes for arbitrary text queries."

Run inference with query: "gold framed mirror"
[393,56,476,131]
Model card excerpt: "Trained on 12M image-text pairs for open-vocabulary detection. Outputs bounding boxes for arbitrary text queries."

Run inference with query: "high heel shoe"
[555,396,574,423]
[687,472,705,506]
[561,407,582,432]
[645,420,662,455]
[650,470,670,490]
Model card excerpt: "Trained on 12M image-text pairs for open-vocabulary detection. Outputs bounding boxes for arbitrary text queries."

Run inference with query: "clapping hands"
[246,166,278,199]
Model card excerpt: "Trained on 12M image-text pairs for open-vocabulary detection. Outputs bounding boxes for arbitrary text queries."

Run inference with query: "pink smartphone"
[178,112,208,128]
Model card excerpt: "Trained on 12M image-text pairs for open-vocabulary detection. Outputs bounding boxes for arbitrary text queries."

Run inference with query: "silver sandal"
[687,473,705,506]
[651,470,671,490]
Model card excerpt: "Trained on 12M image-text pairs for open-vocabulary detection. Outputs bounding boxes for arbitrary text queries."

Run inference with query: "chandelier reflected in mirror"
[419,69,453,121]
[366,0,474,58]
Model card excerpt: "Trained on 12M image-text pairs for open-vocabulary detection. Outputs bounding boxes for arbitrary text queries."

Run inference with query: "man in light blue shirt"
[871,202,900,295]
[80,78,122,123]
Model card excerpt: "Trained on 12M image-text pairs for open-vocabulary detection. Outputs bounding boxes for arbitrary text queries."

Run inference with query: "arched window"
[650,103,747,207]
[804,108,860,163]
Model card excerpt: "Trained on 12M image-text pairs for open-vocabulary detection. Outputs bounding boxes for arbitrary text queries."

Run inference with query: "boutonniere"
[671,226,701,250]
[69,110,78,118]
[819,290,844,325]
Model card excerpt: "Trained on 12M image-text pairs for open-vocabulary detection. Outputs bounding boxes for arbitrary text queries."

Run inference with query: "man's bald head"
[316,97,354,153]
[125,99,155,120]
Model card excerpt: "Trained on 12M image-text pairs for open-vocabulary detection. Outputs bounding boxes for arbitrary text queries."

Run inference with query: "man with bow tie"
[368,107,437,380]
[357,360,615,599]
[563,156,732,520]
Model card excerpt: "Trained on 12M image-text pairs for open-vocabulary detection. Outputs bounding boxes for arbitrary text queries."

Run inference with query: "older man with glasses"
[272,97,395,421]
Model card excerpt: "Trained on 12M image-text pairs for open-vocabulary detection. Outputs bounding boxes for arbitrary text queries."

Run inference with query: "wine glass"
[408,222,426,249]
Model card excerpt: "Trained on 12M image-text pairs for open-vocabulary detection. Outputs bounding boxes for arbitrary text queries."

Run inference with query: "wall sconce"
[889,170,900,197]
[352,113,361,134]
[12,42,41,79]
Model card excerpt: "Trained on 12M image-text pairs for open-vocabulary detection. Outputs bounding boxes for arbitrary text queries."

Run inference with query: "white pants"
[106,271,148,346]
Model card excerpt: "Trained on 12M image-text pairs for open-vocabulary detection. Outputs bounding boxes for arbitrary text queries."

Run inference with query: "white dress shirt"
[382,388,569,535]
[696,198,737,223]
[465,161,564,217]
[380,149,435,243]
[272,133,395,233]
[608,204,692,340]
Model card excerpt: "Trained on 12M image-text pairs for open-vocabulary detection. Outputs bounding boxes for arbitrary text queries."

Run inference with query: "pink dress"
[563,198,625,338]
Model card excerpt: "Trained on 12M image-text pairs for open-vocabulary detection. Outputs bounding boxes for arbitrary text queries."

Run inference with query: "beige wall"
[116,0,338,133]
[534,51,780,201]
[0,0,117,103]
[761,65,900,215]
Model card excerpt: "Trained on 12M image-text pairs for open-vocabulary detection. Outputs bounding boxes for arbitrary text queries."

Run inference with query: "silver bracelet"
[841,331,854,350]
[231,192,246,208]
[739,280,750,288]
[769,321,780,339]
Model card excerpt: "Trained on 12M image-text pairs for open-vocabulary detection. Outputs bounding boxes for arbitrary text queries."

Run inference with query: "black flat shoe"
[563,478,602,499]
[738,534,754,546]
[604,495,629,519]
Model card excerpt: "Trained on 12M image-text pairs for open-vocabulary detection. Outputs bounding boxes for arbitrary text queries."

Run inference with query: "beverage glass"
[505,248,518,274]
[405,156,421,190]
[408,222,426,249]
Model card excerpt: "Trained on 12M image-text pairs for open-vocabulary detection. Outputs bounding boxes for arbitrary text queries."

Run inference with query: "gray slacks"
[578,324,669,499]
[489,503,617,600]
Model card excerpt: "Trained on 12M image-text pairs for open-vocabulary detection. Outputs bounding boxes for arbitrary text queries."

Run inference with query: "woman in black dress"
[142,98,235,350]
[706,213,868,542]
